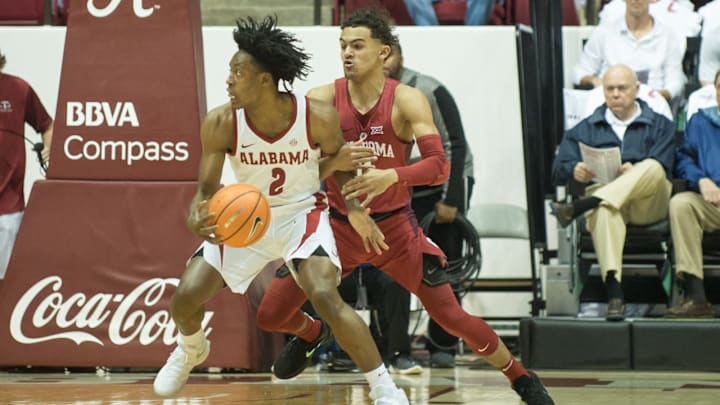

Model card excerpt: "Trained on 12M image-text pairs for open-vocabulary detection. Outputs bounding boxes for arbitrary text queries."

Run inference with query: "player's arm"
[188,104,234,242]
[395,85,450,186]
[307,89,376,180]
[309,85,344,180]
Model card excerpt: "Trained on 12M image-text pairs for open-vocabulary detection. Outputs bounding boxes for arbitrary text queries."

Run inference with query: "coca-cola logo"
[87,0,158,18]
[10,276,213,346]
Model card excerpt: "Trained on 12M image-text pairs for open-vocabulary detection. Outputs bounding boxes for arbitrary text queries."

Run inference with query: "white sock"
[364,363,395,390]
[179,329,206,350]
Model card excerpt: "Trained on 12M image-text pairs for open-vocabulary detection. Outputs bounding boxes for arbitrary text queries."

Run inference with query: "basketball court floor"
[2,363,719,404]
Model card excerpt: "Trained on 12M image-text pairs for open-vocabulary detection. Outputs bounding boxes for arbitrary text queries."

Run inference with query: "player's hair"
[0,50,5,71]
[390,38,402,58]
[233,15,311,88]
[715,69,720,87]
[341,8,398,48]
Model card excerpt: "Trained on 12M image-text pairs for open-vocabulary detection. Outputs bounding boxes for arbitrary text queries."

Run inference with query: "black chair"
[567,179,674,307]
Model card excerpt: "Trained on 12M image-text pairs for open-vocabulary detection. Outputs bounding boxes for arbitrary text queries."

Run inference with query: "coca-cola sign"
[10,276,214,346]
[0,181,281,369]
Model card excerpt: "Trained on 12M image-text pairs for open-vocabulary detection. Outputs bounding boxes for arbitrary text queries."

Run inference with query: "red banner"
[47,0,205,181]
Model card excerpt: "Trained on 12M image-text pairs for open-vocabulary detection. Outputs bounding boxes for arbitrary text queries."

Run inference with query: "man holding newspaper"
[550,64,676,321]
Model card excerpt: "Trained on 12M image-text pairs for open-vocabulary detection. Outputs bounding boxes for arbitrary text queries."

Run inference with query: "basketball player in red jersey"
[153,16,407,404]
[257,8,555,405]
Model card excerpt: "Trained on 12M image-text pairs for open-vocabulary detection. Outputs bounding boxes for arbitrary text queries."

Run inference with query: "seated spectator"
[699,25,720,87]
[403,0,495,25]
[573,0,686,102]
[551,64,676,321]
[598,0,701,39]
[666,69,720,318]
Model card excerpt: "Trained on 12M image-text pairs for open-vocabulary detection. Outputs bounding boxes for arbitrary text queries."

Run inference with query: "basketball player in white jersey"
[153,16,408,404]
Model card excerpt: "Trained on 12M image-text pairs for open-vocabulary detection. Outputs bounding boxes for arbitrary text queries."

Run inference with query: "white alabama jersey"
[228,94,323,207]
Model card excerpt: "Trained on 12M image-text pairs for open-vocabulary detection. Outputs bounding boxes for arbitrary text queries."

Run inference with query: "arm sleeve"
[24,86,52,135]
[395,134,449,187]
[433,85,468,208]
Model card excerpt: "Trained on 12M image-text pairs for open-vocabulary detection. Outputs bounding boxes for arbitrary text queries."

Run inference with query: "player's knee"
[425,308,465,336]
[307,288,343,320]
[169,292,196,324]
[170,280,207,319]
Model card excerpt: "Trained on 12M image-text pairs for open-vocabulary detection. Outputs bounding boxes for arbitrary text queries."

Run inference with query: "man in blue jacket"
[666,69,720,318]
[550,64,676,321]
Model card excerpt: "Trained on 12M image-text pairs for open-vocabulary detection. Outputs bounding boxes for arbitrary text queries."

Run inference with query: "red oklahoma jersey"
[325,77,413,214]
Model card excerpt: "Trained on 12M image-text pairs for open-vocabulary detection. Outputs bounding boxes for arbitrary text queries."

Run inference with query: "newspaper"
[579,142,621,184]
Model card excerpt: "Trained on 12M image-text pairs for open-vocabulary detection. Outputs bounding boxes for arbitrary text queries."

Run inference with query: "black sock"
[683,273,707,303]
[572,197,602,217]
[605,271,624,300]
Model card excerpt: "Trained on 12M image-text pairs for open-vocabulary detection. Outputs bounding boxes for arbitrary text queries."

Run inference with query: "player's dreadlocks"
[233,15,311,88]
[341,8,398,48]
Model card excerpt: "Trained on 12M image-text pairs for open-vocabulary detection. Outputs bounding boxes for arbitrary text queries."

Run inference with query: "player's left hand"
[342,168,397,207]
[434,202,458,224]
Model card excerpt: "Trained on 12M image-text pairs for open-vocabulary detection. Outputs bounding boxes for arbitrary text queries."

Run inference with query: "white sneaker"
[369,385,409,405]
[153,339,210,397]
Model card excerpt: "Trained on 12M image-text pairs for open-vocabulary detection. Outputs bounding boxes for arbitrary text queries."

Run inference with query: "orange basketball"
[207,183,271,248]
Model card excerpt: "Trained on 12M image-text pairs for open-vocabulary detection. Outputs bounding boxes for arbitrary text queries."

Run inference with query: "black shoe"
[666,299,713,318]
[606,298,626,321]
[271,321,332,379]
[549,202,575,228]
[512,370,555,405]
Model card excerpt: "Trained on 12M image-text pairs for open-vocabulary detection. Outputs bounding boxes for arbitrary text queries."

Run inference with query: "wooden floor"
[2,363,720,405]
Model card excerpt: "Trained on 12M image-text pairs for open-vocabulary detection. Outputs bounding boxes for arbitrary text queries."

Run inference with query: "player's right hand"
[347,209,389,255]
[187,200,222,243]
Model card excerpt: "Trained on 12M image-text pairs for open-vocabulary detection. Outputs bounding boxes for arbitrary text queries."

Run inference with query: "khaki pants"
[585,159,672,282]
[669,191,720,279]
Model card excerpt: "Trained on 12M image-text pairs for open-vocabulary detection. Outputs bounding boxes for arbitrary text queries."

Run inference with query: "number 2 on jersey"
[269,167,286,196]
